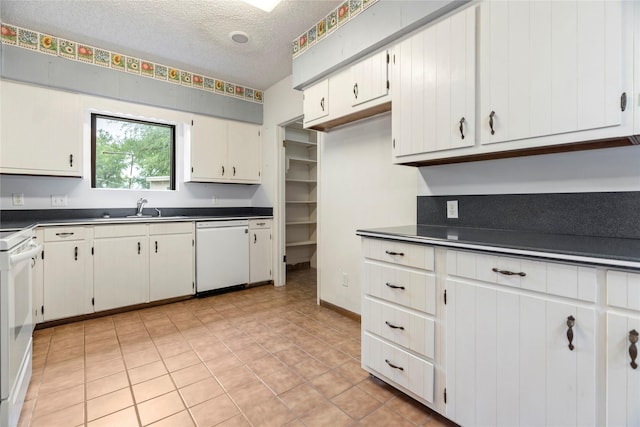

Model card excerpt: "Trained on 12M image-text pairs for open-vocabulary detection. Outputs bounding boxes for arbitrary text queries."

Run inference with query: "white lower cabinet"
[361,237,440,408]
[249,219,272,284]
[149,223,194,300]
[93,225,149,312]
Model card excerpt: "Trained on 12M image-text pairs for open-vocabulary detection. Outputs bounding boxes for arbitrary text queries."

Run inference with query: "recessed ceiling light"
[240,0,282,13]
[229,31,249,44]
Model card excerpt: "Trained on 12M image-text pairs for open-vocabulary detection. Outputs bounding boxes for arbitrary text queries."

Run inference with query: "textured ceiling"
[0,0,342,90]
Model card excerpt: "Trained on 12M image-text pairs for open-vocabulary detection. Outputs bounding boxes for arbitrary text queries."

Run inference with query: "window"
[91,114,176,190]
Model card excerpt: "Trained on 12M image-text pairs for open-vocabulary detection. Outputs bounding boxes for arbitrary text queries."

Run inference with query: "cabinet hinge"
[386,52,390,64]
[192,239,195,247]
[41,250,44,260]
[283,140,286,147]
[444,388,447,404]
[283,255,287,263]
[192,282,195,290]
[258,130,261,136]
[444,289,447,305]
[393,54,396,64]
[270,233,272,240]
[91,297,95,306]
[392,138,395,149]
[259,171,261,177]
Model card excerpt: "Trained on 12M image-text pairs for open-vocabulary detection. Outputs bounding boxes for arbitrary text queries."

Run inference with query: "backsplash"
[0,23,263,103]
[417,192,640,239]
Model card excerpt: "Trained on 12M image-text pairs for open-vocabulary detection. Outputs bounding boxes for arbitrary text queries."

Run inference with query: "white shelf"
[286,221,317,225]
[286,178,317,183]
[286,240,317,247]
[288,157,317,164]
[285,139,317,148]
[286,200,317,204]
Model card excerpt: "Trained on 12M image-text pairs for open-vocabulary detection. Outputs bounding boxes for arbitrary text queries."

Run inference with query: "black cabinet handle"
[621,92,627,112]
[55,232,74,238]
[489,111,496,135]
[459,117,465,139]
[385,283,405,290]
[254,233,257,244]
[137,242,141,255]
[492,268,526,277]
[222,165,225,176]
[630,329,638,369]
[353,83,358,99]
[74,246,78,261]
[320,97,325,111]
[155,241,158,253]
[385,321,404,330]
[69,154,74,167]
[566,316,575,351]
[385,250,404,256]
[233,166,236,176]
[385,359,404,371]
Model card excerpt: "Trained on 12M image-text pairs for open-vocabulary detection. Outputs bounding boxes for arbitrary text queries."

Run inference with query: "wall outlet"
[51,195,68,207]
[342,272,349,287]
[12,193,24,206]
[447,200,459,219]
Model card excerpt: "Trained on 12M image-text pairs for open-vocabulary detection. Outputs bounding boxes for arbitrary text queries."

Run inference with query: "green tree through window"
[91,114,175,190]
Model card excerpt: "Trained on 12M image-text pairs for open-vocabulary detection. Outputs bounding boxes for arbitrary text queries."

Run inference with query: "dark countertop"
[357,225,640,270]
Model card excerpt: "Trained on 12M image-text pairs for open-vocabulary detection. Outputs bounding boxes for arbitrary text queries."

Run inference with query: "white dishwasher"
[196,220,249,293]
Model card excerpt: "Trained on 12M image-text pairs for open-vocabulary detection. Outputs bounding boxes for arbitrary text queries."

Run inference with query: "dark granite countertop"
[357,225,640,270]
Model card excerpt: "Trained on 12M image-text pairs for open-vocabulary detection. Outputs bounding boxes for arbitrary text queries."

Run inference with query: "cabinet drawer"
[447,250,597,302]
[249,219,272,230]
[362,332,434,403]
[94,224,147,238]
[148,222,193,236]
[364,297,434,359]
[607,270,640,311]
[44,227,86,242]
[363,261,436,315]
[363,238,434,271]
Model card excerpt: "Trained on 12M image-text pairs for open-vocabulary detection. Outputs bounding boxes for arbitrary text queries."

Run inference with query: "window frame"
[90,113,176,191]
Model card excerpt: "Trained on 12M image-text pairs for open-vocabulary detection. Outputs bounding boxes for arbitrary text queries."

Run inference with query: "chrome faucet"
[136,198,148,216]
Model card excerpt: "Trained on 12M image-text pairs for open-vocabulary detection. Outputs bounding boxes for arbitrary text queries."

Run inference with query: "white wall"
[259,75,304,286]
[0,85,259,210]
[319,114,416,314]
[418,145,640,196]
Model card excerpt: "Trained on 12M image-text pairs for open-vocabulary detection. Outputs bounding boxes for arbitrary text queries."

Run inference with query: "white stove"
[0,227,41,427]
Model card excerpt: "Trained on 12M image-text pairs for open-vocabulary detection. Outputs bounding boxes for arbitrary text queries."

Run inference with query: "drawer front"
[94,224,147,239]
[447,250,597,302]
[607,270,640,311]
[44,226,86,242]
[363,261,436,314]
[362,332,434,403]
[364,297,435,359]
[363,238,434,271]
[249,219,272,230]
[148,222,193,236]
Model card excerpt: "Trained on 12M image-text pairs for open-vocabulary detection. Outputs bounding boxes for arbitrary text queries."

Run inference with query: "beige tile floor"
[18,269,455,427]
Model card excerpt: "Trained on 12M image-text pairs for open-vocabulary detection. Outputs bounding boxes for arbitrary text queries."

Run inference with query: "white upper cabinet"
[351,50,389,107]
[303,79,329,124]
[186,115,261,184]
[392,6,476,160]
[479,0,627,145]
[1,81,82,176]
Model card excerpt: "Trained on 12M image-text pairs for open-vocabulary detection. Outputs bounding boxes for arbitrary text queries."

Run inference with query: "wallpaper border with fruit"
[0,23,264,104]
[292,0,378,58]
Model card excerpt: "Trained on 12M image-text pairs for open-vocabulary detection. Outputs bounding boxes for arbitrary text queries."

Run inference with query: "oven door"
[1,238,40,426]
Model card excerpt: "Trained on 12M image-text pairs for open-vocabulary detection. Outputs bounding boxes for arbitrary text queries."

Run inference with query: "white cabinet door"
[479,0,624,145]
[392,6,475,158]
[227,121,261,183]
[1,81,82,176]
[249,227,271,283]
[188,115,227,181]
[351,50,388,107]
[303,79,329,124]
[606,313,640,427]
[43,241,89,321]
[446,278,597,427]
[94,236,148,311]
[149,233,194,300]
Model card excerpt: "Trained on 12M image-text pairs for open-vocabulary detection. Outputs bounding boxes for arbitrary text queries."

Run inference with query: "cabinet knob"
[566,315,575,351]
[489,111,496,135]
[630,329,638,370]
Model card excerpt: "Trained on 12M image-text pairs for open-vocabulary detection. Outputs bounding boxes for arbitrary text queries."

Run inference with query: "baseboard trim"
[320,299,361,322]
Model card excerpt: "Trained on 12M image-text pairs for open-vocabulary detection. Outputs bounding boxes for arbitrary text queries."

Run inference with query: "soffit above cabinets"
[0,0,341,90]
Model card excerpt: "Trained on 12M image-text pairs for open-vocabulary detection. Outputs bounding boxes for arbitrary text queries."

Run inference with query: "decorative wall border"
[0,23,264,104]
[292,0,378,58]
